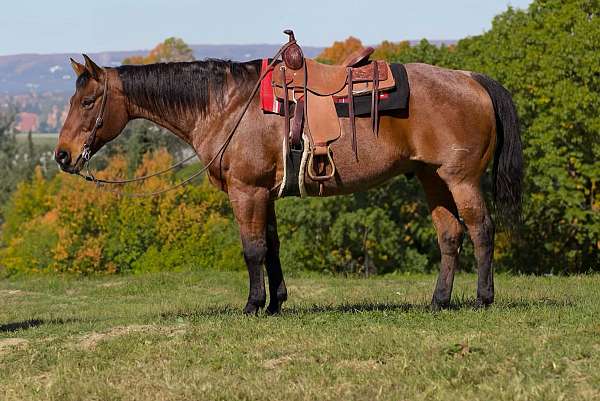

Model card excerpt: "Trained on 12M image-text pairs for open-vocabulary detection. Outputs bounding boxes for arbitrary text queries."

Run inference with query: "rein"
[76,41,296,197]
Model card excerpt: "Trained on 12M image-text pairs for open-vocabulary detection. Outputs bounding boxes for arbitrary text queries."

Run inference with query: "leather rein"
[76,41,296,197]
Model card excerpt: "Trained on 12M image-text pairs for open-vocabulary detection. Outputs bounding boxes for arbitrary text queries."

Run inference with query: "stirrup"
[307,145,336,182]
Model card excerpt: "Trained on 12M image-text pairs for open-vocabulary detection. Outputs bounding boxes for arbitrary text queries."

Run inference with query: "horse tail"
[472,73,524,230]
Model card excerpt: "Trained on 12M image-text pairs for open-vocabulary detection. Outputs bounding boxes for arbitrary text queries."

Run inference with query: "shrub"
[0,150,243,274]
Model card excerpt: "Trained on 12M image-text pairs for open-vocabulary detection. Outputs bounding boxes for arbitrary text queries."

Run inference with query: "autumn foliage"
[1,0,597,275]
[122,37,195,65]
[1,150,242,274]
[316,36,364,64]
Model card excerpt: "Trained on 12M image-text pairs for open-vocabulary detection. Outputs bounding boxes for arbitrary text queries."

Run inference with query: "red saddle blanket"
[259,59,282,114]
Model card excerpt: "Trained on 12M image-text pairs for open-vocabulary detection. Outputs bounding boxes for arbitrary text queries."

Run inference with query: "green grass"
[175,160,203,181]
[14,132,58,147]
[1,271,599,400]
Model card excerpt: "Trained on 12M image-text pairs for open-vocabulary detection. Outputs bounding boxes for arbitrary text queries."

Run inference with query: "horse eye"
[82,98,95,109]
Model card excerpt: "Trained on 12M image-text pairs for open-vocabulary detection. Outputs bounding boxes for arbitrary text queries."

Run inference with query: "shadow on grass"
[161,302,425,319]
[287,302,422,314]
[449,295,575,310]
[0,318,79,333]
[160,297,575,320]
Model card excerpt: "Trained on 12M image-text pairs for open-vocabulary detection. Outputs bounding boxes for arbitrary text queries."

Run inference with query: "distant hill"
[0,41,455,132]
[0,41,455,95]
[0,44,324,95]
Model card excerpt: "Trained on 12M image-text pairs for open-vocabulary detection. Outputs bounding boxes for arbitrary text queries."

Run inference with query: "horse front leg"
[265,201,287,315]
[229,186,269,315]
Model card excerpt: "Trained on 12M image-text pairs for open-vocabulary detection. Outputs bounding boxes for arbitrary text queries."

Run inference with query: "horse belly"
[302,115,414,196]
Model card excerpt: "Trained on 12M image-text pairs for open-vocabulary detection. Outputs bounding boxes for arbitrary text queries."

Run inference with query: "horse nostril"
[55,150,71,166]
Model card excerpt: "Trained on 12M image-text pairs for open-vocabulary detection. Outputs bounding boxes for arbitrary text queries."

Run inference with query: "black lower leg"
[431,230,463,310]
[432,258,457,309]
[242,237,267,314]
[265,204,287,315]
[475,215,495,307]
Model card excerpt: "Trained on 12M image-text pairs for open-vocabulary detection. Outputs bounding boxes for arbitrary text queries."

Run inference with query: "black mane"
[115,59,261,117]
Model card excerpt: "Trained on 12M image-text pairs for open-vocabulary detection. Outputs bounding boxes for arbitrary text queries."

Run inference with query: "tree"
[316,36,364,64]
[0,111,53,219]
[455,0,599,271]
[371,40,411,61]
[122,37,195,65]
[379,39,459,67]
[0,111,18,208]
[1,151,242,274]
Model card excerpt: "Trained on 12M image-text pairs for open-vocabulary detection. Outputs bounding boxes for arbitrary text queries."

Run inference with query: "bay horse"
[55,52,523,314]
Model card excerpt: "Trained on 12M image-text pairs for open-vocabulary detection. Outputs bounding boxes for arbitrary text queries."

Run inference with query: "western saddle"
[271,30,395,185]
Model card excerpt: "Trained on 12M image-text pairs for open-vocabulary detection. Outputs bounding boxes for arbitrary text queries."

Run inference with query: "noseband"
[80,74,109,163]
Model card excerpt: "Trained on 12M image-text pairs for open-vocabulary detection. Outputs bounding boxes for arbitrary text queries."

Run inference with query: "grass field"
[14,132,58,147]
[1,271,599,401]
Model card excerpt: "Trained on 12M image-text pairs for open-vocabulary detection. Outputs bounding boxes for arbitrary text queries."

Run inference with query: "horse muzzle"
[54,149,85,174]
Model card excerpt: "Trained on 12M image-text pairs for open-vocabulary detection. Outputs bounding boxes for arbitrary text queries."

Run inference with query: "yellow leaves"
[73,235,105,273]
[372,40,411,60]
[41,209,58,225]
[99,154,128,178]
[121,55,145,65]
[316,37,364,65]
[1,148,242,274]
[122,37,194,65]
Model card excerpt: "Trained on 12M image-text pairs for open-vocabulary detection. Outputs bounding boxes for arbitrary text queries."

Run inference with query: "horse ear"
[82,54,103,80]
[70,58,86,77]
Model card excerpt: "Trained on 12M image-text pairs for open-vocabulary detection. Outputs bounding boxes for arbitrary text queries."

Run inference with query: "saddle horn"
[282,29,304,70]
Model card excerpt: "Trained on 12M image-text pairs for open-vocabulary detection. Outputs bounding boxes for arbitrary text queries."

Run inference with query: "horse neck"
[123,76,255,158]
[124,97,196,145]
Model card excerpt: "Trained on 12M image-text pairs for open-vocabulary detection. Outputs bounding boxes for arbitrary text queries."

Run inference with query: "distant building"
[15,112,39,132]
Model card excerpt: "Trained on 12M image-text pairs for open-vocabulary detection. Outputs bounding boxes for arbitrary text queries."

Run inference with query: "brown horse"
[56,53,523,314]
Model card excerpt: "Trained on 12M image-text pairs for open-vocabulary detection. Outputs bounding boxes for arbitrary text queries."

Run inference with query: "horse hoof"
[265,303,282,316]
[430,302,449,312]
[474,297,493,309]
[243,302,262,315]
[431,297,450,312]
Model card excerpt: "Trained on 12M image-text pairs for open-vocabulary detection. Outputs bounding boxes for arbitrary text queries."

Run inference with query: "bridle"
[75,71,199,189]
[79,74,109,165]
[74,38,298,197]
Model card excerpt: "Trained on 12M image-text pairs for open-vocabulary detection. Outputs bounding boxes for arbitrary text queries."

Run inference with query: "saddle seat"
[271,30,396,185]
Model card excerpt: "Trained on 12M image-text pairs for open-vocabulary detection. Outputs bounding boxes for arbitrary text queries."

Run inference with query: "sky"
[0,0,533,56]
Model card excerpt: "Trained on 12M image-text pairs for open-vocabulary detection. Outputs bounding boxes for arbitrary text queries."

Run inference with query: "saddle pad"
[334,64,410,117]
[259,59,281,114]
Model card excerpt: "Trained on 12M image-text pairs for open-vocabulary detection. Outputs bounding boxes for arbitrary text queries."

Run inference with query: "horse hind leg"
[418,168,465,310]
[446,180,495,307]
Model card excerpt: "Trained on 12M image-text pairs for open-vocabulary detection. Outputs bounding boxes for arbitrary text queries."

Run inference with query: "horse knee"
[480,214,495,243]
[242,238,267,266]
[438,224,464,256]
[469,214,495,251]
